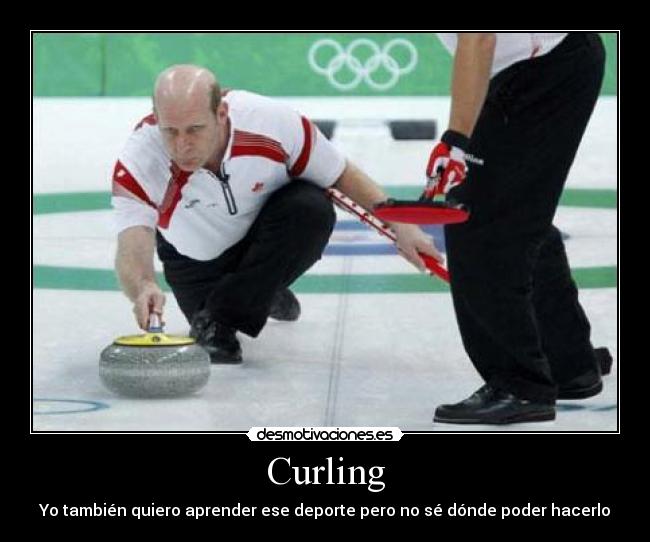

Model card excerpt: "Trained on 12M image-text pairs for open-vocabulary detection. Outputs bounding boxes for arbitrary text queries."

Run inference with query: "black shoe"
[190,309,242,364]
[433,385,556,425]
[269,288,301,322]
[557,374,603,399]
[557,347,612,400]
[595,347,613,375]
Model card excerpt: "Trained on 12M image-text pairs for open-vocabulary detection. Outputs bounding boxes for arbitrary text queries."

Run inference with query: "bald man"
[112,65,441,363]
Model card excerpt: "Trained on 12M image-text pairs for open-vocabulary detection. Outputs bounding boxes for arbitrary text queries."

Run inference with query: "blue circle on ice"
[33,398,110,415]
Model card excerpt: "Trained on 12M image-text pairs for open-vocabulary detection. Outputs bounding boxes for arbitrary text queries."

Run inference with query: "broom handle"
[326,188,450,283]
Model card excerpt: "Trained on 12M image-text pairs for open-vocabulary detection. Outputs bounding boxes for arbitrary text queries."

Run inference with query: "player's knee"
[294,189,336,233]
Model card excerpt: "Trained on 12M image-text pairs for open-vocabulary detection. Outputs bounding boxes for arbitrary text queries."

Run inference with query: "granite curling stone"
[99,316,210,398]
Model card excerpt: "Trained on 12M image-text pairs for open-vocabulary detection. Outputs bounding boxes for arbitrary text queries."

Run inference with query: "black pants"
[445,33,606,402]
[157,181,336,337]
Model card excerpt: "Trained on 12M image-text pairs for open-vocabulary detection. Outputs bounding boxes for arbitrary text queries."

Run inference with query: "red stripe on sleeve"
[111,161,157,209]
[289,116,312,177]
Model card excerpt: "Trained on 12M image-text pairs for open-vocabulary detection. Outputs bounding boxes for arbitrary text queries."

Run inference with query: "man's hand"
[423,130,470,199]
[133,282,166,331]
[392,223,444,272]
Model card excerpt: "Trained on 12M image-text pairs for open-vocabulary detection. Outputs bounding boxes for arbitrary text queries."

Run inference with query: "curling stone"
[99,314,211,398]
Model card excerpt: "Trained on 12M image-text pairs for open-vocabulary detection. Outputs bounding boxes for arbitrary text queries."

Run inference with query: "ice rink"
[32,96,618,432]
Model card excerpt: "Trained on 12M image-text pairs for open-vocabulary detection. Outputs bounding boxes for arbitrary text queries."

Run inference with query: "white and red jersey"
[436,33,568,77]
[111,90,346,261]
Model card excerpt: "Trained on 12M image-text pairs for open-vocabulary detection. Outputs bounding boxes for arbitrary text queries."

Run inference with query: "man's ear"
[217,101,229,122]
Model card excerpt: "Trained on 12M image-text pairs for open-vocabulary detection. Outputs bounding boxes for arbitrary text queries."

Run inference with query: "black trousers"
[445,33,606,402]
[157,181,336,337]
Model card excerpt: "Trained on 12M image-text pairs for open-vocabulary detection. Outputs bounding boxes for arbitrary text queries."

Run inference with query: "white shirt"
[436,33,568,77]
[111,90,346,261]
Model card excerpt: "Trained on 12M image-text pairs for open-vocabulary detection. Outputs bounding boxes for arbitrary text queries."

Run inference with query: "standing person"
[427,33,611,424]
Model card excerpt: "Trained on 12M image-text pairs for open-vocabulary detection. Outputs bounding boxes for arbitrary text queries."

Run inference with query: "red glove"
[423,130,470,199]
